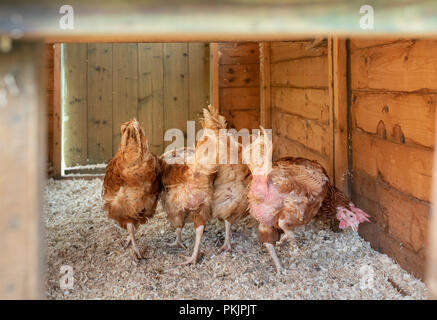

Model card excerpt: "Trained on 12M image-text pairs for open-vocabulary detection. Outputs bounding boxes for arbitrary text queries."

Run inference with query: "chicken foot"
[219,220,232,252]
[178,225,204,265]
[127,222,143,259]
[168,227,186,249]
[264,243,283,273]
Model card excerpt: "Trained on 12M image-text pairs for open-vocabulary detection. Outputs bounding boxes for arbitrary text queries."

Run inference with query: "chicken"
[159,114,218,265]
[317,183,370,232]
[244,127,370,272]
[102,119,161,259]
[243,127,330,273]
[202,105,251,252]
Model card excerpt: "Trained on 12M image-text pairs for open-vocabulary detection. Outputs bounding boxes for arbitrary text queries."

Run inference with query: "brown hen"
[202,104,251,252]
[159,116,218,265]
[102,119,161,259]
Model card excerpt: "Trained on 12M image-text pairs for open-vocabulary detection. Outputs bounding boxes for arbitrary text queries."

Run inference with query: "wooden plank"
[351,40,437,92]
[352,92,436,149]
[218,42,260,65]
[210,43,220,112]
[189,43,210,133]
[0,42,44,299]
[219,64,260,88]
[163,43,189,149]
[271,40,327,63]
[45,44,54,174]
[63,43,88,167]
[352,170,429,254]
[352,130,433,202]
[222,109,259,131]
[87,43,113,163]
[52,44,62,177]
[220,87,259,111]
[350,38,403,51]
[271,87,330,123]
[138,43,165,156]
[271,55,328,88]
[112,43,138,153]
[429,130,437,297]
[329,37,349,194]
[273,135,331,178]
[259,42,271,129]
[272,110,330,157]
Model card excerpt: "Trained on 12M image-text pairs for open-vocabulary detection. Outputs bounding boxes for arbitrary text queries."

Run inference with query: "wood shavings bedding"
[44,178,427,300]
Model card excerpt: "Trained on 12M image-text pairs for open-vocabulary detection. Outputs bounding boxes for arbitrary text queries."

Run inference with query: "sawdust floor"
[44,178,428,300]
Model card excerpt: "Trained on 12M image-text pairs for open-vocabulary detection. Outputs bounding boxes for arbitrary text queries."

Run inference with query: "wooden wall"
[350,39,435,279]
[270,40,333,178]
[217,42,260,130]
[46,44,54,175]
[63,43,210,167]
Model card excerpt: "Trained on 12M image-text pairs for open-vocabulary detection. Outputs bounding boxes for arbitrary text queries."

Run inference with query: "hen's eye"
[349,214,353,218]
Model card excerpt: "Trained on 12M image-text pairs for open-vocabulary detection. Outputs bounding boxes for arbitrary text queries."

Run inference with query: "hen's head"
[120,118,148,156]
[336,206,370,232]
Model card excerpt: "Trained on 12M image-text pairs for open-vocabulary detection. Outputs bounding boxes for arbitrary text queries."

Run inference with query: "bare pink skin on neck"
[249,175,283,227]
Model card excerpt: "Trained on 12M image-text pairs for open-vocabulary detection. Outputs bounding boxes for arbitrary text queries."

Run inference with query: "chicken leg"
[168,227,186,249]
[219,220,232,252]
[178,225,204,265]
[264,243,283,273]
[127,222,143,259]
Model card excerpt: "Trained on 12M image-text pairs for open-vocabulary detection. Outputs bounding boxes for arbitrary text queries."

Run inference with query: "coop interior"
[42,39,434,299]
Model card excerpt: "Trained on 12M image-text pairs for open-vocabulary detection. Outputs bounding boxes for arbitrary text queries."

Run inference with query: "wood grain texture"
[329,37,349,194]
[0,42,45,299]
[352,92,436,148]
[138,43,164,155]
[63,43,88,167]
[271,40,327,63]
[220,87,260,111]
[352,130,433,202]
[218,42,260,65]
[52,44,62,177]
[259,42,271,129]
[163,43,189,149]
[351,40,437,92]
[87,43,113,163]
[271,87,330,123]
[271,55,328,88]
[112,43,138,153]
[189,43,210,132]
[219,64,260,88]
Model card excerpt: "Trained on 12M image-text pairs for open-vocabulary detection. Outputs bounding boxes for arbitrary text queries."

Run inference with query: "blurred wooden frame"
[1,0,437,299]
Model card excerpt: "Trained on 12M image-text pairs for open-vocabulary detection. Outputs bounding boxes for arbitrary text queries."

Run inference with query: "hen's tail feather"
[201,104,227,130]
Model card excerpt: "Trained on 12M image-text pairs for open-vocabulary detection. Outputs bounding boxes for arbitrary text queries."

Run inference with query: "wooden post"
[210,43,220,111]
[0,41,45,299]
[259,42,271,129]
[52,44,62,177]
[428,115,437,299]
[328,37,349,195]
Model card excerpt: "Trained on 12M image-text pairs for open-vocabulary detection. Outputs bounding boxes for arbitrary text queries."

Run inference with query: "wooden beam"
[428,120,437,299]
[328,37,349,195]
[210,43,220,112]
[0,41,45,299]
[2,1,437,42]
[259,42,271,129]
[52,43,62,178]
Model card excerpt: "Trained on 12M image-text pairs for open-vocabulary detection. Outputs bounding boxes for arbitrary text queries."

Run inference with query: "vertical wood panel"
[63,43,88,167]
[210,42,220,112]
[259,42,271,129]
[189,43,210,135]
[163,43,189,150]
[112,43,138,153]
[138,43,164,155]
[328,37,349,195]
[0,42,44,299]
[87,43,113,163]
[52,44,62,177]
